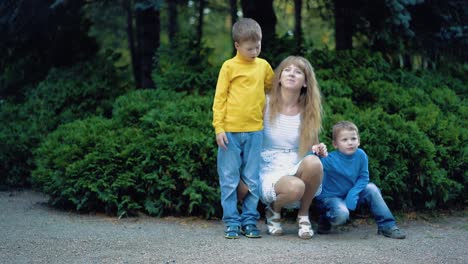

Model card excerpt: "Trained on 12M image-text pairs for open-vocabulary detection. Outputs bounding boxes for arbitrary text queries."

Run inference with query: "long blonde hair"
[268,56,323,156]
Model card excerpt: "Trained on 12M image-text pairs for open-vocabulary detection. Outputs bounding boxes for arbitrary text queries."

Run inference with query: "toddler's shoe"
[241,224,262,238]
[378,226,406,239]
[224,225,240,239]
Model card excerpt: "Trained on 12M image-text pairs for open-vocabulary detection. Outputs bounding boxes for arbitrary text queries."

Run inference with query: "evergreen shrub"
[31,50,466,217]
[33,89,220,218]
[315,50,467,209]
[33,117,151,216]
[0,58,128,187]
[152,36,218,94]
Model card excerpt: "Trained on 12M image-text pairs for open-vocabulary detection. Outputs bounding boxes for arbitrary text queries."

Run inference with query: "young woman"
[240,56,327,239]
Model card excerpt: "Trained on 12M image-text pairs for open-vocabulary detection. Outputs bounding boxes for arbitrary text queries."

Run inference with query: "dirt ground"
[1,190,467,264]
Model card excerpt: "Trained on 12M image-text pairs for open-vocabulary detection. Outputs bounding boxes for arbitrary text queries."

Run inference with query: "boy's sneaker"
[224,225,240,239]
[378,226,406,239]
[241,224,262,238]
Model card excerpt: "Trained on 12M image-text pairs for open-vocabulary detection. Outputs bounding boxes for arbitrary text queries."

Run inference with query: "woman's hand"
[312,143,328,157]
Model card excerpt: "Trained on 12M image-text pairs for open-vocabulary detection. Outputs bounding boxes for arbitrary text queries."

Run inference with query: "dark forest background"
[0,0,466,218]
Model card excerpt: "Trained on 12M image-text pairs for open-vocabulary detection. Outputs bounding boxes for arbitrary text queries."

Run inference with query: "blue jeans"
[217,131,262,227]
[317,183,396,229]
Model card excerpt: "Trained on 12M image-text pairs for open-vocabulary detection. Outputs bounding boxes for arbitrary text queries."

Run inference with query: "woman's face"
[280,64,306,91]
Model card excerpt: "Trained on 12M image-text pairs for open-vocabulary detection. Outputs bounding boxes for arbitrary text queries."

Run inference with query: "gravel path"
[1,190,467,264]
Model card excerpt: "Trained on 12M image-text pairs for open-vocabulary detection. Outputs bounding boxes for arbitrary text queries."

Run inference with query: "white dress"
[259,97,321,208]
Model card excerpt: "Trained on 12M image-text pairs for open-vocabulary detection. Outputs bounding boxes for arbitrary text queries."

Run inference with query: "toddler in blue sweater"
[316,121,406,239]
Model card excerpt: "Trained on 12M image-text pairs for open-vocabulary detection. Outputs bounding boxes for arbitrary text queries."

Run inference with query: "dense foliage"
[27,50,467,218]
[153,35,219,94]
[0,0,97,100]
[0,58,129,187]
[313,50,466,209]
[1,1,466,218]
[33,89,220,218]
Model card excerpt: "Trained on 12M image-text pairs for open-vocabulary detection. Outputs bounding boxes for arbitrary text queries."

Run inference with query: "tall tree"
[230,0,238,55]
[123,0,161,89]
[333,0,353,50]
[408,0,468,65]
[318,0,426,53]
[294,0,304,54]
[196,0,206,46]
[240,0,277,54]
[135,3,160,88]
[168,0,178,44]
[230,0,238,25]
[0,0,97,99]
[123,0,138,87]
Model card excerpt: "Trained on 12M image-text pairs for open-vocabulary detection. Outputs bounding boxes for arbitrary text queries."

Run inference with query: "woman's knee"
[289,179,305,199]
[277,177,305,200]
[303,155,323,170]
[299,156,323,181]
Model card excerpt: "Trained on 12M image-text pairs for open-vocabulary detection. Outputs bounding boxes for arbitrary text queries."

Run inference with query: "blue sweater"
[317,148,369,210]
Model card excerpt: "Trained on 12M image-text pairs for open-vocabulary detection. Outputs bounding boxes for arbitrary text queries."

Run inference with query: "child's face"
[235,40,261,61]
[279,64,306,91]
[333,129,360,155]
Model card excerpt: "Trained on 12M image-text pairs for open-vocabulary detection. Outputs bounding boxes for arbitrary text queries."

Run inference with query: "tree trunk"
[230,0,238,25]
[294,0,303,54]
[168,0,178,45]
[240,0,276,53]
[135,6,160,89]
[334,0,353,50]
[196,0,205,46]
[230,0,238,55]
[123,0,139,87]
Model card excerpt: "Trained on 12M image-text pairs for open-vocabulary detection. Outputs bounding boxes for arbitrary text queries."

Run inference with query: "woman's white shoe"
[297,216,314,239]
[265,205,283,236]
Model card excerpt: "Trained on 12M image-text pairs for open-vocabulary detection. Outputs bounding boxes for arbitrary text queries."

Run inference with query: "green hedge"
[316,50,467,209]
[152,36,218,94]
[25,50,468,217]
[0,58,129,187]
[33,89,220,218]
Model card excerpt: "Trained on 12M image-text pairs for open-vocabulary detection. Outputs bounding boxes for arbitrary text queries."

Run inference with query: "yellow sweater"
[212,52,274,134]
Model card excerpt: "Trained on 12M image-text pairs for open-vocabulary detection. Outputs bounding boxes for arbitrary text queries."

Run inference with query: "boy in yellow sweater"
[212,18,274,239]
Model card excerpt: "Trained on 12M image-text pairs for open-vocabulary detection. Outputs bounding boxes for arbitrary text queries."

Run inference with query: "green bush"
[33,117,154,216]
[111,89,177,127]
[152,36,218,94]
[31,50,466,217]
[0,58,129,187]
[359,109,461,209]
[0,102,35,187]
[310,49,391,80]
[315,50,467,209]
[33,89,220,218]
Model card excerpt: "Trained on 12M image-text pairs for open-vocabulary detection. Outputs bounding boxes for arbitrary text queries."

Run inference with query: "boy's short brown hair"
[332,121,359,141]
[232,18,262,43]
